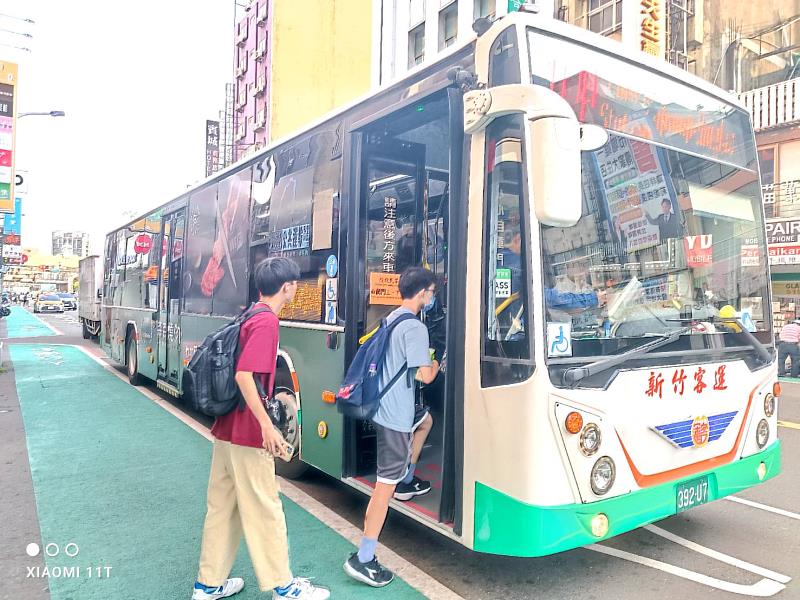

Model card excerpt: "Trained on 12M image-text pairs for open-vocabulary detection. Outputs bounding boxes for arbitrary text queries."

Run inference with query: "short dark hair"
[254,257,300,296]
[398,266,436,299]
[661,198,671,206]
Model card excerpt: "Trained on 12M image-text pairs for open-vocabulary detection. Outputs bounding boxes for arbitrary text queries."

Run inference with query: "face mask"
[422,295,436,313]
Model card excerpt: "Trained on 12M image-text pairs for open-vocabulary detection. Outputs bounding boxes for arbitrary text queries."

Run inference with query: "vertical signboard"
[622,0,666,58]
[3,196,21,246]
[205,120,220,177]
[0,61,17,213]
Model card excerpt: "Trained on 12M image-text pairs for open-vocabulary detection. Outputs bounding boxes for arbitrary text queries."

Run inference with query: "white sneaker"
[273,576,331,600]
[191,578,245,600]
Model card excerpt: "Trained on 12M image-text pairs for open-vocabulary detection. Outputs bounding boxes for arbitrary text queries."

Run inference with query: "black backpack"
[182,304,271,416]
[336,313,416,420]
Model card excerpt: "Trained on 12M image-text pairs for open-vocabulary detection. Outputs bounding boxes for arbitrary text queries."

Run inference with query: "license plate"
[676,476,710,512]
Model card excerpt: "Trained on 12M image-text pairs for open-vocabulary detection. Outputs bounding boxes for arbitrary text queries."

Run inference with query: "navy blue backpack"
[336,313,417,420]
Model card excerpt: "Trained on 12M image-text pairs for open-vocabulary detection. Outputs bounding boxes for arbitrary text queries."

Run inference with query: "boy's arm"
[235,371,285,454]
[416,360,440,384]
[405,323,439,383]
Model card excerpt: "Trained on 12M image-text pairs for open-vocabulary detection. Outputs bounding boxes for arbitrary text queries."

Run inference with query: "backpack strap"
[376,362,408,401]
[234,303,274,411]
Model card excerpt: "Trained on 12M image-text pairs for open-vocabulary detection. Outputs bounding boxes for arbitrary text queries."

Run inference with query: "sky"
[1,0,236,256]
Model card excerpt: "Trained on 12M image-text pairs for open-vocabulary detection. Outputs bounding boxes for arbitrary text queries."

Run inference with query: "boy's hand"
[261,424,286,456]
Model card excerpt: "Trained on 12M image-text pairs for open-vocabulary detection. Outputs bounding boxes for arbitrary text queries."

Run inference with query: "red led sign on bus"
[549,71,750,166]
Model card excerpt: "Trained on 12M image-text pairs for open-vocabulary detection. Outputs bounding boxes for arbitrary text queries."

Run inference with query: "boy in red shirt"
[193,257,329,600]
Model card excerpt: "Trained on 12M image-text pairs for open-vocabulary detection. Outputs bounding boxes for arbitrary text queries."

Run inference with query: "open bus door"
[344,91,463,529]
[155,209,186,387]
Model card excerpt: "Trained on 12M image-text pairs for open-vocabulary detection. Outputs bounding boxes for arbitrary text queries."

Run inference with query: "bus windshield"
[527,29,771,360]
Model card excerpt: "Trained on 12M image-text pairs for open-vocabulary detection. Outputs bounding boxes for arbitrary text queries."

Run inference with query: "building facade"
[52,230,89,258]
[232,0,374,161]
[375,0,517,85]
[4,247,79,294]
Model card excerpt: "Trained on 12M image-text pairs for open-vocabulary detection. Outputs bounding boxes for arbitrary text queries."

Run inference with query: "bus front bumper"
[473,440,781,557]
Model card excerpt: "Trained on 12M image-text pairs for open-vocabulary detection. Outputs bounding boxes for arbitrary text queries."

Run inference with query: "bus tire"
[126,334,143,386]
[272,386,309,480]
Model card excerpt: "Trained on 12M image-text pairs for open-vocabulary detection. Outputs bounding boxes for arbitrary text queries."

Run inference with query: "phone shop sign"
[767,218,800,265]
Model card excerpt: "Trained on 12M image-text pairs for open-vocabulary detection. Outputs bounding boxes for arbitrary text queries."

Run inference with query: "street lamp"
[18,110,66,118]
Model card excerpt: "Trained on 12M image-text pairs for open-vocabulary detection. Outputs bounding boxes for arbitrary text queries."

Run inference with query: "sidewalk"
[8,343,428,600]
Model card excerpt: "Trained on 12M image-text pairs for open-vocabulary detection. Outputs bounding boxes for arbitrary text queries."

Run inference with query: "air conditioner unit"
[237,20,249,45]
[255,39,267,59]
[255,108,266,130]
[687,1,703,49]
[253,75,266,96]
[235,122,247,141]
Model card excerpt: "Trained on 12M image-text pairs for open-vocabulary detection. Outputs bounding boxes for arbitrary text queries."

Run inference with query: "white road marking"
[588,544,786,596]
[645,525,791,583]
[71,343,465,600]
[726,496,800,521]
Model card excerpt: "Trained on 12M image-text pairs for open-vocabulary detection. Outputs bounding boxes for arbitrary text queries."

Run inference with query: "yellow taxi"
[33,293,65,314]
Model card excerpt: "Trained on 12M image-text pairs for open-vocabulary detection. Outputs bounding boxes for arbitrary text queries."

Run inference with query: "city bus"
[101,9,780,556]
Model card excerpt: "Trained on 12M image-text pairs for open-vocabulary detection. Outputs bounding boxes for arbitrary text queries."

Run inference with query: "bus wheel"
[126,336,143,386]
[273,386,309,479]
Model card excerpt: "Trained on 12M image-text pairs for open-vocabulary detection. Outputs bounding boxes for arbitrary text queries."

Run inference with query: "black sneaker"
[343,552,394,587]
[393,476,431,501]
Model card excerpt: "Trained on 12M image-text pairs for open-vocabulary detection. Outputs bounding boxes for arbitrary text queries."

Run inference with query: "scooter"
[0,298,11,318]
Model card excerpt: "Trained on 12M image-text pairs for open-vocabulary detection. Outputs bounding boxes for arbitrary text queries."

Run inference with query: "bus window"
[121,232,145,309]
[183,185,217,315]
[112,230,127,307]
[210,169,251,316]
[248,136,343,324]
[481,115,533,386]
[144,210,162,310]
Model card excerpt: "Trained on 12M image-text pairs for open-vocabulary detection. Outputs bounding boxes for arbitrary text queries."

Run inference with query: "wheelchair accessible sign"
[547,322,572,357]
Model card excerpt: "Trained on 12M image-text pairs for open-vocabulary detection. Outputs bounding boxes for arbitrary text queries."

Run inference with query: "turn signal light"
[321,390,336,404]
[773,382,781,397]
[565,411,583,434]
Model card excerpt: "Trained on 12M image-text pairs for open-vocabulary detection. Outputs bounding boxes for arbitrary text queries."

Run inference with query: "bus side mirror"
[526,113,582,227]
[464,84,588,228]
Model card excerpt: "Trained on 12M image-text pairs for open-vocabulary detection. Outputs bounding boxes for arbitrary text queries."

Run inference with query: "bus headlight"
[756,419,769,449]
[590,456,615,495]
[764,393,775,417]
[580,423,602,456]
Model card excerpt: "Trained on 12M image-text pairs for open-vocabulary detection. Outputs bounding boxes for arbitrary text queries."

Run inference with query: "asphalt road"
[18,308,800,599]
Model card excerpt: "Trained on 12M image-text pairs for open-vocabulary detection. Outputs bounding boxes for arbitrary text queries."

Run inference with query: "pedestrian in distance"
[192,257,330,600]
[777,319,800,378]
[344,266,440,588]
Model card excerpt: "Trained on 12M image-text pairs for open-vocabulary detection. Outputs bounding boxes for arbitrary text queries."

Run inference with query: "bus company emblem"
[690,416,710,447]
[652,411,737,449]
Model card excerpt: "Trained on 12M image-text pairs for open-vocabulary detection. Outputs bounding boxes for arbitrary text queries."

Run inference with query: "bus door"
[346,91,459,527]
[156,209,186,386]
[345,138,426,477]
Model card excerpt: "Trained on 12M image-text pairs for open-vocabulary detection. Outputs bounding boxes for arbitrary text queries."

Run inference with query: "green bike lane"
[4,306,59,339]
[9,343,432,600]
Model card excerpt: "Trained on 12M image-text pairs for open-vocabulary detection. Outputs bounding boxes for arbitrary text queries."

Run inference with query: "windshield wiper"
[562,327,691,388]
[666,316,772,366]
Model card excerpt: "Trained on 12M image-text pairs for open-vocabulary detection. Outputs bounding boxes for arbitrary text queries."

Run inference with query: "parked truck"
[78,255,102,340]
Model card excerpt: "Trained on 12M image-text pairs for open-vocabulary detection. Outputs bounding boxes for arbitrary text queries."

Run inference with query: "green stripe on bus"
[473,441,781,557]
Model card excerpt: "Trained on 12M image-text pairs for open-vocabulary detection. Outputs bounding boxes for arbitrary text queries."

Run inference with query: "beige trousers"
[197,440,292,592]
